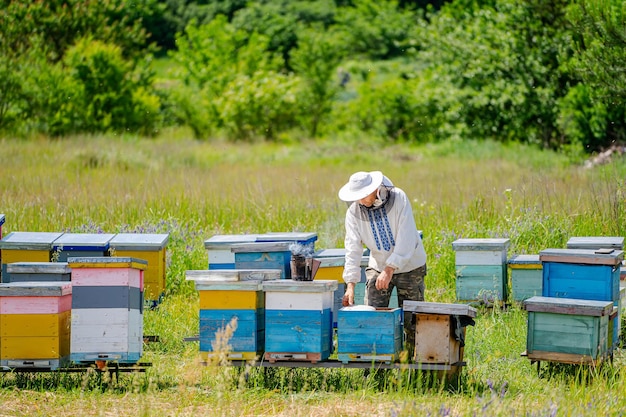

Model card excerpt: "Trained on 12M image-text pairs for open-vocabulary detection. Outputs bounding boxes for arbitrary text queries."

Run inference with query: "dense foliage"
[1,0,624,152]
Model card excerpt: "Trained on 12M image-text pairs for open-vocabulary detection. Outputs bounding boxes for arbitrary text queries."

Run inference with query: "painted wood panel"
[264,309,333,359]
[0,294,72,314]
[187,269,281,282]
[52,233,115,262]
[199,309,264,353]
[455,250,508,266]
[1,311,70,337]
[542,261,620,302]
[337,307,402,362]
[455,265,507,302]
[1,336,70,359]
[199,290,264,310]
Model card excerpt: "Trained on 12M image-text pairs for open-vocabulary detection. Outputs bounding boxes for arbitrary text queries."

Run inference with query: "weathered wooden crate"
[508,254,542,302]
[566,236,624,250]
[523,296,613,364]
[452,238,510,304]
[6,262,71,282]
[403,301,477,366]
[109,233,169,307]
[0,281,72,370]
[0,232,64,283]
[68,257,146,364]
[540,248,622,302]
[263,280,337,363]
[52,233,115,262]
[204,233,317,270]
[336,307,403,364]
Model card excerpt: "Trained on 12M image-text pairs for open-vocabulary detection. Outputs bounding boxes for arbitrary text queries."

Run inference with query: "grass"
[1,133,626,415]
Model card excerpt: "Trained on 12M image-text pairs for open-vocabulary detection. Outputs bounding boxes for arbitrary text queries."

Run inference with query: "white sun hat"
[338,171,385,202]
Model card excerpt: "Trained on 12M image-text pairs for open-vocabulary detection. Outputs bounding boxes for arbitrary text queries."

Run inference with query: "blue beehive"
[337,306,403,364]
[52,233,115,262]
[263,279,337,363]
[452,238,510,304]
[232,242,294,279]
[541,248,623,349]
[204,233,317,270]
[508,254,542,302]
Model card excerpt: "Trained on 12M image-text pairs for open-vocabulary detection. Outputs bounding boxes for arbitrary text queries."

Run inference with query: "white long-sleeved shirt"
[342,186,427,284]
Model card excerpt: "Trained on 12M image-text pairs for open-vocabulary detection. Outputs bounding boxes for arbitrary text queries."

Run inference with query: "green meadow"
[1,135,626,416]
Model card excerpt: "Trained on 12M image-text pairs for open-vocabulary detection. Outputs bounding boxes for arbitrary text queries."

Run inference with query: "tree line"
[0,0,623,153]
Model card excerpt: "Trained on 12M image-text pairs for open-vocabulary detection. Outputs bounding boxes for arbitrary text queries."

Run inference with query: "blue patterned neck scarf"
[357,186,396,251]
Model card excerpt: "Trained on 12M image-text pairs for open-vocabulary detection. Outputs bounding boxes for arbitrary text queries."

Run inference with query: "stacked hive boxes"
[336,306,403,364]
[263,280,337,363]
[0,232,64,282]
[68,257,146,364]
[508,254,542,302]
[452,238,510,304]
[109,233,169,307]
[186,269,280,361]
[232,242,294,279]
[0,281,72,370]
[539,248,622,352]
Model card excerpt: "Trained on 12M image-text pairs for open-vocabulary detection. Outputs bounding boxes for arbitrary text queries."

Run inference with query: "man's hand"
[375,266,395,290]
[342,282,356,306]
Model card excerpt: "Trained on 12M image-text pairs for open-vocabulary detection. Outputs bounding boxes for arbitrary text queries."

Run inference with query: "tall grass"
[1,134,626,416]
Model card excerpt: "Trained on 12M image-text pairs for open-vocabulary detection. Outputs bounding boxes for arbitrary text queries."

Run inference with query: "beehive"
[232,242,294,279]
[336,306,403,364]
[109,233,169,307]
[68,257,146,364]
[524,296,613,364]
[404,301,477,366]
[52,233,115,262]
[263,279,337,363]
[0,232,64,283]
[452,238,510,304]
[0,281,72,370]
[508,254,542,302]
[204,233,317,270]
[6,262,71,283]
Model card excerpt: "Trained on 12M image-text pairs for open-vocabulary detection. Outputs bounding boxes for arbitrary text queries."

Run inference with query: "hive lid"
[185,269,282,282]
[53,233,115,250]
[255,232,317,243]
[523,296,614,316]
[193,280,264,291]
[508,254,541,265]
[230,241,292,253]
[0,281,72,296]
[0,231,64,250]
[67,256,147,269]
[540,248,624,265]
[6,262,70,274]
[204,234,260,249]
[566,236,624,250]
[109,233,169,250]
[403,301,477,317]
[452,238,511,251]
[262,279,338,292]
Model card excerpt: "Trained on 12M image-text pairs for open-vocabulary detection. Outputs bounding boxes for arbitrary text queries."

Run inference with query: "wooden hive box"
[204,233,317,270]
[452,238,511,304]
[68,257,146,364]
[508,254,542,302]
[109,233,169,307]
[336,306,403,364]
[52,233,115,262]
[403,301,477,366]
[6,262,71,283]
[262,279,337,363]
[523,296,613,364]
[0,281,72,370]
[566,236,624,250]
[232,242,294,279]
[187,269,280,361]
[0,232,64,283]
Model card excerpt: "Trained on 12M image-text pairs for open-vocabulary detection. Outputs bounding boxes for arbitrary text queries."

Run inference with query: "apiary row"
[0,257,145,370]
[452,236,626,366]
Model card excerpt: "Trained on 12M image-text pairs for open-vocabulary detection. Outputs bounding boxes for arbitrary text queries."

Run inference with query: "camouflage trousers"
[365,264,426,359]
